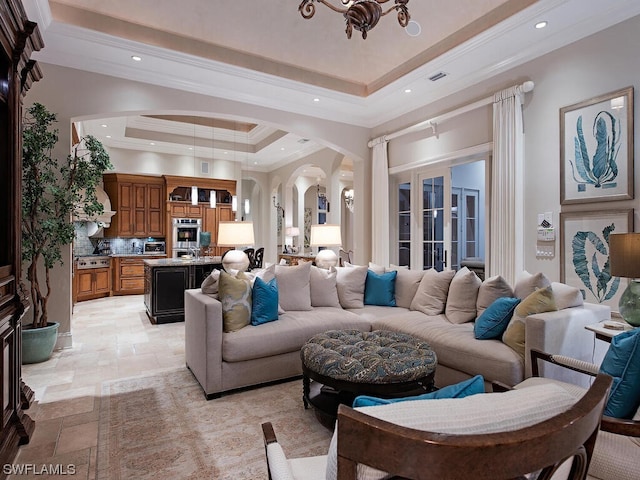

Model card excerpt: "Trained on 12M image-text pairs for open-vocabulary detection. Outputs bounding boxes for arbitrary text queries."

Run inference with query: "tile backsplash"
[73,222,164,256]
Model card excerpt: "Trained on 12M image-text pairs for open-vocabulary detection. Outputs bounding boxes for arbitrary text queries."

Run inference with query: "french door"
[418,170,451,271]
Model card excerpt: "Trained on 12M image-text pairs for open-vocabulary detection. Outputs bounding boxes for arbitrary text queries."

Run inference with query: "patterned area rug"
[97,369,332,479]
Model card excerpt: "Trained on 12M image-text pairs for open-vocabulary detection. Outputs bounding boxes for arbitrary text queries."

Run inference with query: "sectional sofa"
[184,262,610,399]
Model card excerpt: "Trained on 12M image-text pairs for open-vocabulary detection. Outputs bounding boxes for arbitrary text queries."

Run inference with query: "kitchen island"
[144,257,222,324]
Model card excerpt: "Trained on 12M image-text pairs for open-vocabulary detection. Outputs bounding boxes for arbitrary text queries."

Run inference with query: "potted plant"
[21,103,112,363]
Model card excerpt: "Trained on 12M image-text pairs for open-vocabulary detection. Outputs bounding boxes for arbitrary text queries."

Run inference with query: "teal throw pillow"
[599,328,640,418]
[474,297,521,340]
[251,277,279,326]
[352,375,484,407]
[364,269,397,307]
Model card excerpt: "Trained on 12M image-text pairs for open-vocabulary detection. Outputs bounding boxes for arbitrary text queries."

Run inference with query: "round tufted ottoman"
[300,329,437,427]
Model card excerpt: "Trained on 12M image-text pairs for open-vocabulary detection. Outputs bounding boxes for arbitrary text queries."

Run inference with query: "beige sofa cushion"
[201,269,221,297]
[336,265,368,308]
[410,269,455,315]
[551,282,584,310]
[310,266,341,308]
[276,262,312,311]
[445,267,482,324]
[476,275,513,317]
[514,270,551,300]
[393,269,425,309]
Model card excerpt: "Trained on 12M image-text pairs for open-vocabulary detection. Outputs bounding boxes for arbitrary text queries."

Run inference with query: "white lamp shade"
[310,224,342,246]
[217,221,255,246]
[285,226,300,237]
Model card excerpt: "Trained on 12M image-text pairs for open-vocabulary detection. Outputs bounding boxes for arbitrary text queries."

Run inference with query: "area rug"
[97,369,332,479]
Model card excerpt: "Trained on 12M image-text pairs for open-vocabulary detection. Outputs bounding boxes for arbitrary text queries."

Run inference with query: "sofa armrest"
[524,303,610,387]
[185,288,224,398]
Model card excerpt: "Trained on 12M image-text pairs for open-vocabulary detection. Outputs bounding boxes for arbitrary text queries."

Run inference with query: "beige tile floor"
[11,295,186,479]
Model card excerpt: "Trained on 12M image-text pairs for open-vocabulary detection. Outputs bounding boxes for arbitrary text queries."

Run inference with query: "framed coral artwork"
[560,86,634,205]
[560,209,633,315]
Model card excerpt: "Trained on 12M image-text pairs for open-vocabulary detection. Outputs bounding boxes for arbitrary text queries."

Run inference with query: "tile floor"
[11,295,186,479]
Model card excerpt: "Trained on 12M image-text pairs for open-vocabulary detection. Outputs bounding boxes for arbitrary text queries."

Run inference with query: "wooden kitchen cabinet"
[113,256,165,295]
[75,267,111,302]
[203,205,235,256]
[169,203,202,218]
[103,173,165,238]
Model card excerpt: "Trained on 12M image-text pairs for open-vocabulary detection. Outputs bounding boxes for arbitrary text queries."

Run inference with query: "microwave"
[143,241,166,254]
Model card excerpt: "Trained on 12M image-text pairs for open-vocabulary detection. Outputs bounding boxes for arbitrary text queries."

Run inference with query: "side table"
[585,320,634,343]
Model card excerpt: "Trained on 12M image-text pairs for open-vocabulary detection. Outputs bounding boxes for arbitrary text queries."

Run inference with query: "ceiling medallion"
[299,0,410,40]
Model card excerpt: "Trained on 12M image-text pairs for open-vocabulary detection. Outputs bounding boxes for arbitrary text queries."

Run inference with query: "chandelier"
[299,0,410,40]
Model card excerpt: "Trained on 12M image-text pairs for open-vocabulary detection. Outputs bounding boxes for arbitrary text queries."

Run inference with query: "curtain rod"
[368,80,535,148]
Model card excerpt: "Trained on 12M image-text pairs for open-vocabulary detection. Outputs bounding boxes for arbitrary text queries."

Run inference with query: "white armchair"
[262,376,611,480]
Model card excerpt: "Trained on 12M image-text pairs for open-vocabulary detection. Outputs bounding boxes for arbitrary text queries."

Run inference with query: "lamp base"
[315,249,338,269]
[222,250,250,272]
[618,280,640,327]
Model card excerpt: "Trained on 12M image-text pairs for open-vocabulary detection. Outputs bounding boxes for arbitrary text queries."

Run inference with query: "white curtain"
[490,86,525,285]
[371,138,390,266]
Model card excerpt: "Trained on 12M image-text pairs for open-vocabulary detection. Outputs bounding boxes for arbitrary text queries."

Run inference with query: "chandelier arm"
[299,0,348,19]
[379,2,410,27]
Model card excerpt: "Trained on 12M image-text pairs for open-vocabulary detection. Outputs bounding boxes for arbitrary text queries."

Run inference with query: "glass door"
[419,171,451,271]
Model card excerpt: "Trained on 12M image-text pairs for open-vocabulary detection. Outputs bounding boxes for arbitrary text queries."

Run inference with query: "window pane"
[399,182,411,211]
[399,243,410,266]
[466,219,476,241]
[466,243,476,258]
[399,213,411,241]
[424,213,433,241]
[435,210,444,241]
[434,243,445,271]
[466,195,476,216]
[423,243,433,270]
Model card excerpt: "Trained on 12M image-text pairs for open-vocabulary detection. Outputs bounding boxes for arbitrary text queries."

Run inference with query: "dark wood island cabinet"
[144,258,221,324]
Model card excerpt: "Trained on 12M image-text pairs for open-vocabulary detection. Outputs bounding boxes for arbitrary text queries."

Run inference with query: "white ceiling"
[22,0,640,171]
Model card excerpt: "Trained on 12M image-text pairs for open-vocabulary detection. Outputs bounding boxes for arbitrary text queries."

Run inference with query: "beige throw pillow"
[551,282,584,310]
[201,269,221,297]
[476,275,514,317]
[275,262,312,311]
[218,270,252,332]
[310,266,341,308]
[502,285,557,359]
[335,265,368,309]
[410,269,455,315]
[445,267,482,324]
[393,269,425,309]
[514,270,551,300]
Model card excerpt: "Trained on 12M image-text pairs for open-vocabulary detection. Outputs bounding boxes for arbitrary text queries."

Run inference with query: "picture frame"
[560,209,633,315]
[560,86,634,205]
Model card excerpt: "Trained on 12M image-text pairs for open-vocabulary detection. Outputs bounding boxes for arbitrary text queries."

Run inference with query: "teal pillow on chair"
[364,270,397,307]
[600,328,640,418]
[474,297,521,340]
[352,375,485,407]
[251,277,279,326]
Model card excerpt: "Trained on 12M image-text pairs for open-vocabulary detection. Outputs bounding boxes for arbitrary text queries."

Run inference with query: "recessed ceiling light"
[313,98,320,102]
[131,55,142,61]
[101,124,107,128]
[254,161,258,165]
[223,151,228,154]
[280,147,285,151]
[149,142,155,146]
[188,147,193,150]
[105,135,112,139]
[535,21,547,29]
[404,89,412,93]
[405,20,421,37]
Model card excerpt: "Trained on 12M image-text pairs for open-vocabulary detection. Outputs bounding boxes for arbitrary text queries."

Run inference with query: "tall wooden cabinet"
[103,173,165,238]
[0,1,43,472]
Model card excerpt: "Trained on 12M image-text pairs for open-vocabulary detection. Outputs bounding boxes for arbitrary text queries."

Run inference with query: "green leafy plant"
[571,222,620,303]
[22,103,112,329]
[570,111,620,188]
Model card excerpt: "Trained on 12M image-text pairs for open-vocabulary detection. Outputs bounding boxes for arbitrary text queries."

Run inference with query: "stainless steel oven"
[172,218,201,254]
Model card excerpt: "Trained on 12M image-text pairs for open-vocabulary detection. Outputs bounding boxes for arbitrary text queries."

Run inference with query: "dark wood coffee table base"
[302,365,435,429]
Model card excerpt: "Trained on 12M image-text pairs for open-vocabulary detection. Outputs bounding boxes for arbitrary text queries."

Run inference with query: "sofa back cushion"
[393,269,425,309]
[336,265,368,309]
[310,266,341,308]
[445,267,482,324]
[409,269,455,316]
[476,275,514,317]
[201,268,221,298]
[514,270,551,300]
[275,262,312,311]
[219,270,252,332]
[551,282,584,310]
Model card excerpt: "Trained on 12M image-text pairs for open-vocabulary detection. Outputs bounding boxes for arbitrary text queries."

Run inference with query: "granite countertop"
[110,254,168,258]
[144,257,222,266]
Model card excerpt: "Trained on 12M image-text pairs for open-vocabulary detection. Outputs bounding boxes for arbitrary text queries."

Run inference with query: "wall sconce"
[344,189,354,213]
[273,195,284,218]
[191,186,198,206]
[210,190,217,208]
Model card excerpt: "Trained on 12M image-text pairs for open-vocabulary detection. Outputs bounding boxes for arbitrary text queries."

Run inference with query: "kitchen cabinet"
[75,267,111,302]
[169,203,202,218]
[112,256,165,295]
[103,173,165,238]
[144,263,190,324]
[203,205,235,256]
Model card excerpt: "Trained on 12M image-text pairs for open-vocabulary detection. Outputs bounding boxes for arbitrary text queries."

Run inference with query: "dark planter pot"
[22,322,59,364]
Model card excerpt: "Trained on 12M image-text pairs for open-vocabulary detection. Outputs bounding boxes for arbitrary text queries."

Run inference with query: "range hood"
[73,185,116,230]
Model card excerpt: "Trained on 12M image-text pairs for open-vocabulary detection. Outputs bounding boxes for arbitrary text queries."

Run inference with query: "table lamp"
[310,224,342,269]
[217,221,255,272]
[285,226,300,253]
[609,233,640,327]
